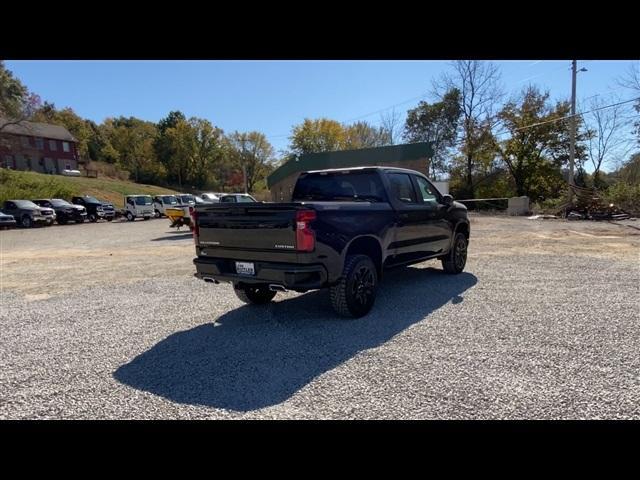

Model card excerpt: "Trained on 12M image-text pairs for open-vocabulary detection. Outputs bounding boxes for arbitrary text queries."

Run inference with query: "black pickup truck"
[192,167,470,317]
[71,196,116,222]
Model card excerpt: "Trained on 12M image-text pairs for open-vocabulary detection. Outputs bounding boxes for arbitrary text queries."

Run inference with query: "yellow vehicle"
[165,206,191,229]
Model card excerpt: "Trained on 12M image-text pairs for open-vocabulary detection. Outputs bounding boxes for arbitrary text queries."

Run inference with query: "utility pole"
[568,60,587,204]
[568,60,577,203]
[242,162,247,194]
[240,134,248,194]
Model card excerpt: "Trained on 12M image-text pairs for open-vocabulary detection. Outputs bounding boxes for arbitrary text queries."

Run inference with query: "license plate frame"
[235,261,255,276]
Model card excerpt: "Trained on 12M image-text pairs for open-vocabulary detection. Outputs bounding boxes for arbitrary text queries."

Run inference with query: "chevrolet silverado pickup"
[192,167,470,318]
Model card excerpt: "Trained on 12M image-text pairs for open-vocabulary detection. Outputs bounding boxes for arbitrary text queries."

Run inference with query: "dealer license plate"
[235,262,255,275]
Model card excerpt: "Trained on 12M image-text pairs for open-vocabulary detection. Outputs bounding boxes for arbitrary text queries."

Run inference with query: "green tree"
[163,118,194,190]
[0,61,29,127]
[404,88,462,178]
[344,121,390,149]
[227,131,275,193]
[189,117,224,189]
[154,110,187,184]
[102,117,163,183]
[433,61,503,198]
[289,118,347,155]
[496,86,587,201]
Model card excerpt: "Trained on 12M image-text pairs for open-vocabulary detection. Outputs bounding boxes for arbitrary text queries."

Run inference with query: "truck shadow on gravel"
[151,233,194,241]
[114,266,477,412]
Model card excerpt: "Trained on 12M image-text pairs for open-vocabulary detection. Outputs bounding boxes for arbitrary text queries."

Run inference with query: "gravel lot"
[1,215,639,419]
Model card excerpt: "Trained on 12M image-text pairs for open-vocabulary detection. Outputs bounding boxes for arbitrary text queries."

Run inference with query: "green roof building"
[267,142,433,202]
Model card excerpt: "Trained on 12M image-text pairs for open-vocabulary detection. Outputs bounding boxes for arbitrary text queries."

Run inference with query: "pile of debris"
[556,184,631,221]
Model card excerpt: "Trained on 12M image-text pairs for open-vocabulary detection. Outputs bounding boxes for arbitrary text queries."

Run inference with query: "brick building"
[0,120,80,174]
[267,142,433,202]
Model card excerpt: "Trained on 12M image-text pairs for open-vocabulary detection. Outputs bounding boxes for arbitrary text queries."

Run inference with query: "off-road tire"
[330,254,378,318]
[442,232,468,274]
[126,212,134,222]
[234,285,277,305]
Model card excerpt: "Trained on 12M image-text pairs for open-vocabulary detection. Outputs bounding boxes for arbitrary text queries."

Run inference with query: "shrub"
[604,182,640,215]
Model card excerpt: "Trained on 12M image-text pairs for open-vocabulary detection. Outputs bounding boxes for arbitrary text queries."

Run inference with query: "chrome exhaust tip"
[269,284,287,292]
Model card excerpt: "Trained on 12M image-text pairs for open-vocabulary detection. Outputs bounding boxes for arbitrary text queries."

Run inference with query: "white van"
[124,195,154,221]
[153,195,179,218]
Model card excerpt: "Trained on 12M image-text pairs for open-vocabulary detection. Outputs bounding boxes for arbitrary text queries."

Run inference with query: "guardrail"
[456,198,509,212]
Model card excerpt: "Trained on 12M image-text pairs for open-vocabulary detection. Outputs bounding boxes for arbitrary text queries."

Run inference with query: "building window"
[3,155,13,169]
[49,139,57,151]
[62,141,70,152]
[35,137,44,150]
[21,136,30,148]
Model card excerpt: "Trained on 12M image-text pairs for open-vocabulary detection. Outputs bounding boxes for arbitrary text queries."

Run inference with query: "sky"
[6,60,638,157]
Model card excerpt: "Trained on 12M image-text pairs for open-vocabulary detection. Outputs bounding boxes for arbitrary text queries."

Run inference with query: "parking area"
[1,215,639,419]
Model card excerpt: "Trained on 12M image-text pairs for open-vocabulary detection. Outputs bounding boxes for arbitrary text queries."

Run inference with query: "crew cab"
[1,200,55,228]
[192,167,470,318]
[71,196,116,222]
[33,198,87,225]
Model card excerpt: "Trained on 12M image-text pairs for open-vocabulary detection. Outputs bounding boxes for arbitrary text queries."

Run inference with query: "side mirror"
[442,194,454,207]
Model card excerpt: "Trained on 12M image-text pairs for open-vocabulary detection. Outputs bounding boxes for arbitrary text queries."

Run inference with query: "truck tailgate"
[196,203,300,251]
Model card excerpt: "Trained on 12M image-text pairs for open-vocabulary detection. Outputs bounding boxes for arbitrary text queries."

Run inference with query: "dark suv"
[1,200,55,228]
[71,196,116,222]
[33,199,87,225]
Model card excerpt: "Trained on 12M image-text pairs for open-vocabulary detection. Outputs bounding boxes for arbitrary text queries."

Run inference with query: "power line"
[266,61,564,141]
[443,95,639,149]
[264,89,432,141]
[499,96,639,137]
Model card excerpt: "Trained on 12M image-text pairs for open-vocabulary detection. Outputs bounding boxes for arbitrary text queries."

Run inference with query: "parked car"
[61,169,82,176]
[1,200,56,228]
[200,192,224,203]
[175,193,196,205]
[192,166,470,318]
[218,193,258,203]
[71,196,116,222]
[0,211,17,229]
[153,195,179,218]
[124,195,154,221]
[33,199,87,225]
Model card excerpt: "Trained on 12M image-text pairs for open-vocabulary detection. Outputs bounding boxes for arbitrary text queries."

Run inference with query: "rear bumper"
[193,256,328,290]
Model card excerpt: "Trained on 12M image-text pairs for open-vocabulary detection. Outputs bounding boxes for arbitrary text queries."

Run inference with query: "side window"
[6,202,15,209]
[221,196,235,203]
[415,176,439,204]
[387,173,417,204]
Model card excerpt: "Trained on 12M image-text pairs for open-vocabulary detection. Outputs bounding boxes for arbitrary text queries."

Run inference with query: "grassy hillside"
[0,169,177,208]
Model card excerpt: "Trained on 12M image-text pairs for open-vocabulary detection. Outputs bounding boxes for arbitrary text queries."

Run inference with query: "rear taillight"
[296,209,316,252]
[190,206,199,243]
